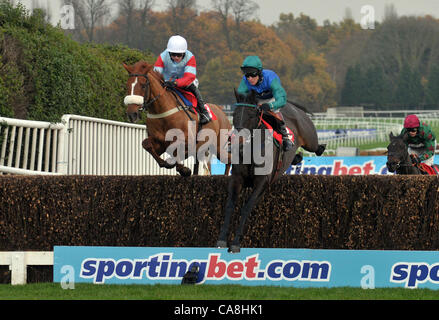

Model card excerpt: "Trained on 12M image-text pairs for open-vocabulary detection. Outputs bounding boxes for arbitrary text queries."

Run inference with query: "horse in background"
[386,132,439,175]
[216,90,326,253]
[123,61,231,176]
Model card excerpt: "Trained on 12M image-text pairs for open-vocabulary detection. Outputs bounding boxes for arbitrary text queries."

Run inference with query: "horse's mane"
[132,61,163,82]
[149,69,164,82]
[287,100,313,115]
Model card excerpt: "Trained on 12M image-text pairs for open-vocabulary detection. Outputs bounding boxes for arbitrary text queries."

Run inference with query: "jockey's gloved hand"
[164,80,177,88]
[259,103,271,112]
[410,154,421,165]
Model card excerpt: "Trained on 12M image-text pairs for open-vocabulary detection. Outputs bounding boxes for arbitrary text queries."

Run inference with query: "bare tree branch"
[71,0,110,42]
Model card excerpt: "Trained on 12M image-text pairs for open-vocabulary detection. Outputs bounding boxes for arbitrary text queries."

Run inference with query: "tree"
[383,3,398,21]
[199,51,243,104]
[340,64,365,105]
[211,0,258,51]
[394,63,424,107]
[71,0,111,42]
[211,0,234,50]
[362,65,390,107]
[117,0,136,47]
[115,0,155,49]
[426,64,439,106]
[166,0,197,34]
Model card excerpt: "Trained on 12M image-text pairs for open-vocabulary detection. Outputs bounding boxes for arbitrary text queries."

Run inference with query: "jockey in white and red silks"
[154,35,211,124]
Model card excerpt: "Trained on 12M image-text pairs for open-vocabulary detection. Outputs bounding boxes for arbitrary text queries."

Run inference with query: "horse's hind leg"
[315,144,326,156]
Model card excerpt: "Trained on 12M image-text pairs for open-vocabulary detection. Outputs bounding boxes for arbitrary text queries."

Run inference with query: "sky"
[15,0,439,27]
[190,0,439,26]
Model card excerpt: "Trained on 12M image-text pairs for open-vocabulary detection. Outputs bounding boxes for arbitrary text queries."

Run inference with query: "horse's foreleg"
[193,160,199,176]
[217,177,242,248]
[142,138,176,169]
[229,181,267,253]
[176,162,192,177]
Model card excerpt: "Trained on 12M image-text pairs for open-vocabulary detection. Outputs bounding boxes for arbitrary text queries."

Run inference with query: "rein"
[233,103,264,131]
[233,103,283,183]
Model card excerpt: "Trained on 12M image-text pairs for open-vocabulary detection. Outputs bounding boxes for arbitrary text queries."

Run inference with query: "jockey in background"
[154,35,211,124]
[401,114,436,166]
[237,55,293,151]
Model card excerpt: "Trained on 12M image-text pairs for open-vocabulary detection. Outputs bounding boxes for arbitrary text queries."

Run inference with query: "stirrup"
[199,113,211,124]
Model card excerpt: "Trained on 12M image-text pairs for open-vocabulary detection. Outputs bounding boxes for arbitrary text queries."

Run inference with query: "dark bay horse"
[123,61,231,176]
[216,90,326,253]
[386,132,424,174]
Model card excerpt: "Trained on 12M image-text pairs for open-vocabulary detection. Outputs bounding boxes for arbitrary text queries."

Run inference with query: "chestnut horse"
[123,61,231,176]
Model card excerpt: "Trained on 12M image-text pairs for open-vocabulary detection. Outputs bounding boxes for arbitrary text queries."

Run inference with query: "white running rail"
[0,115,198,175]
[0,251,53,285]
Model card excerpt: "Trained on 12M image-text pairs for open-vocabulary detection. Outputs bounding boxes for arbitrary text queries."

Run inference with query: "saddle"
[168,87,217,121]
[259,111,295,148]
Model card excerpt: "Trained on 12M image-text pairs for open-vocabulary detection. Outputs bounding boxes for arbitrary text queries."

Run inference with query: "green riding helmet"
[240,56,263,76]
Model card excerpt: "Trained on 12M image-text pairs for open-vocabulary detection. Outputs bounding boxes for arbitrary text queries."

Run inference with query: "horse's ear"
[389,132,394,139]
[122,63,132,73]
[402,131,409,142]
[143,61,154,73]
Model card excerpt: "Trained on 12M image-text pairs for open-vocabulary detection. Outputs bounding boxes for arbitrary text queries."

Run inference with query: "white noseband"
[124,95,144,106]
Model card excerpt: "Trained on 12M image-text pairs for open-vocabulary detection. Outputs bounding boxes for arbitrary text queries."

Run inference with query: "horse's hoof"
[178,167,192,177]
[291,153,303,165]
[216,240,227,248]
[228,245,240,253]
[315,144,326,156]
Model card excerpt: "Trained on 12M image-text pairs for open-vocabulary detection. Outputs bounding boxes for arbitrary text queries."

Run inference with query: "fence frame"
[0,115,200,175]
[0,251,53,285]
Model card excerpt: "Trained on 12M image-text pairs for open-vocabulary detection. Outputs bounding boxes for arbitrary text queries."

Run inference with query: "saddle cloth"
[259,115,295,147]
[171,87,217,121]
[419,163,439,175]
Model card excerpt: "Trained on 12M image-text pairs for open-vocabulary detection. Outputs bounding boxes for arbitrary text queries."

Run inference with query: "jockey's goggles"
[407,128,418,133]
[170,52,184,58]
[245,72,259,78]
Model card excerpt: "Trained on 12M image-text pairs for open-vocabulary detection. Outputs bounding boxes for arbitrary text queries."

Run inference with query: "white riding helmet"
[167,35,187,53]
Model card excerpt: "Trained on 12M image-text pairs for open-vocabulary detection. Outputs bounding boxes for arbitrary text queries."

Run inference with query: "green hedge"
[0,2,153,122]
[1,175,439,251]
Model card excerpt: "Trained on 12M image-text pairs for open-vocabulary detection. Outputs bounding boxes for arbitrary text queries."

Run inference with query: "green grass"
[1,283,439,300]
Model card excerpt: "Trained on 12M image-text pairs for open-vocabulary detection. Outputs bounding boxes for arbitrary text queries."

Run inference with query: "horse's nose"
[127,111,139,123]
[386,161,395,172]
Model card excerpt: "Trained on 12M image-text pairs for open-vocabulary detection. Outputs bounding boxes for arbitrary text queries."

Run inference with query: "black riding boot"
[278,121,293,151]
[187,83,211,125]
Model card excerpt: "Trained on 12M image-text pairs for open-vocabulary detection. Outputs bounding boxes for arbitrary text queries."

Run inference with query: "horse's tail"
[287,100,313,116]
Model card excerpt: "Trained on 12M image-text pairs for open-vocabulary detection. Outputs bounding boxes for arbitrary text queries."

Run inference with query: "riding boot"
[187,83,211,125]
[278,121,293,151]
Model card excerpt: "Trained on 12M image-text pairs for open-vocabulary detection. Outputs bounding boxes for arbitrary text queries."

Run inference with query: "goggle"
[245,72,259,78]
[407,128,418,133]
[170,52,184,58]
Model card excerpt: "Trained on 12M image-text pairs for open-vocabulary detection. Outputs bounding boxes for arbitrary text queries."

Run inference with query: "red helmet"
[404,114,420,128]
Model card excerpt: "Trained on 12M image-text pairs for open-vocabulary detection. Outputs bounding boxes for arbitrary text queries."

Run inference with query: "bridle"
[126,73,164,111]
[233,103,264,131]
[387,150,416,173]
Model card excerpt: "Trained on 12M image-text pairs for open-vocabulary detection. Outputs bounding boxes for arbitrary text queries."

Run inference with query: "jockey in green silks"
[237,55,293,151]
[401,114,436,166]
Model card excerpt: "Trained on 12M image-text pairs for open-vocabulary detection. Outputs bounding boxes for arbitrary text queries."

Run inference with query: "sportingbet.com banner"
[54,246,439,289]
[211,156,437,175]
